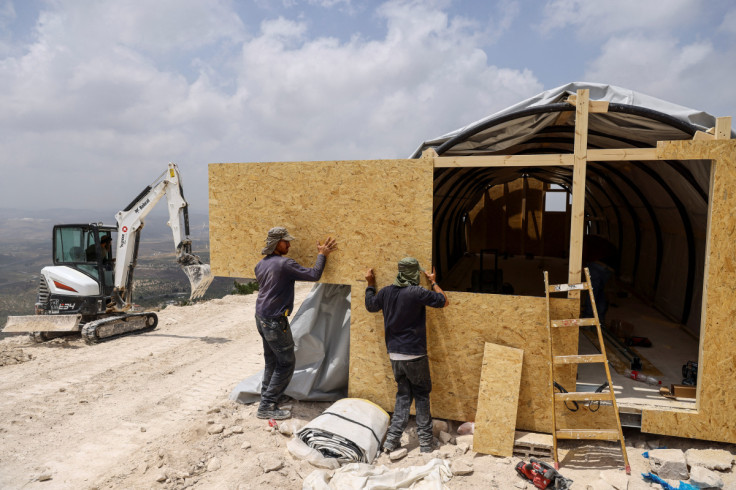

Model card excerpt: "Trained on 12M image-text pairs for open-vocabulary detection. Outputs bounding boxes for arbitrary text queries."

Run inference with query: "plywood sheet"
[641,140,736,443]
[208,158,434,285]
[473,342,524,456]
[350,290,578,433]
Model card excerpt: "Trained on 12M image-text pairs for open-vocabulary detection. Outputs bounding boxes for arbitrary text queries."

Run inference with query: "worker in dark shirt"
[254,227,337,420]
[364,257,448,453]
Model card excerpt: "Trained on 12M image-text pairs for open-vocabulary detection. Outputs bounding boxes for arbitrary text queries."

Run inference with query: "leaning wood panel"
[208,158,434,285]
[473,342,524,456]
[350,291,578,433]
[641,140,736,443]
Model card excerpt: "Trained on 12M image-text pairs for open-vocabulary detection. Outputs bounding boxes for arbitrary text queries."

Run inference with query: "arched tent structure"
[411,82,731,334]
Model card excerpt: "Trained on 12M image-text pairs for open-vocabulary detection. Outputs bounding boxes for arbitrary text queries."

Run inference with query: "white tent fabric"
[229,283,350,404]
[303,459,452,490]
[411,81,720,157]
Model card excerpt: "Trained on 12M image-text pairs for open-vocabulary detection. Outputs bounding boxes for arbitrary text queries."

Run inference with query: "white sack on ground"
[298,398,390,464]
[230,283,350,404]
[303,459,453,490]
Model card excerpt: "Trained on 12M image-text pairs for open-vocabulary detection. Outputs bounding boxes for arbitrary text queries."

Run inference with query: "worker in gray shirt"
[254,227,337,420]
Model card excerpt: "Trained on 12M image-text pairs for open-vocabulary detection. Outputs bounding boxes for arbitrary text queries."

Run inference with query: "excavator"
[2,163,214,344]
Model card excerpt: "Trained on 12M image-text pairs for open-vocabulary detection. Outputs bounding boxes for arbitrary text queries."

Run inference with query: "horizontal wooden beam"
[434,154,574,167]
[566,95,609,113]
[587,148,659,161]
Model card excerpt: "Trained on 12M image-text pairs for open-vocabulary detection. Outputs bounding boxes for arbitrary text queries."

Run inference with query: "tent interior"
[413,83,726,419]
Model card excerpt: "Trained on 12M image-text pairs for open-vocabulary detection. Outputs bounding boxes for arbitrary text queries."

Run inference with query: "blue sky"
[1,0,735,214]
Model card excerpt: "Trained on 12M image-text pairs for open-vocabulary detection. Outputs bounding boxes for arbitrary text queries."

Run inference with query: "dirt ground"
[1,282,735,489]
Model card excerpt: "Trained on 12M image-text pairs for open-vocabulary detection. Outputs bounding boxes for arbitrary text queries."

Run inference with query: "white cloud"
[1,0,540,212]
[539,0,701,38]
[583,34,736,118]
[719,9,736,36]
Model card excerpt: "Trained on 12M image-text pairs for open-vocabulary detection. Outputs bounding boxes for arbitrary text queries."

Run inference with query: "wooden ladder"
[544,267,630,474]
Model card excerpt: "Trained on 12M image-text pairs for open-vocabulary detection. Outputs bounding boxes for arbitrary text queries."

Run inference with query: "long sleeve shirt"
[365,285,446,356]
[255,254,326,318]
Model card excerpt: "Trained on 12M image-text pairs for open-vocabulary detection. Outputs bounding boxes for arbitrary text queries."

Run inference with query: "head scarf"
[261,227,295,255]
[393,257,422,287]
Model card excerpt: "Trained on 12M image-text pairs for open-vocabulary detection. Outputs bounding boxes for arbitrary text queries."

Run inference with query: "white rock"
[37,473,52,482]
[455,434,474,447]
[241,440,252,450]
[686,449,735,471]
[457,443,470,454]
[207,457,221,472]
[389,448,408,461]
[259,454,283,473]
[689,465,723,489]
[451,460,473,476]
[649,449,689,480]
[439,431,452,444]
[207,424,224,435]
[155,473,166,482]
[433,420,449,437]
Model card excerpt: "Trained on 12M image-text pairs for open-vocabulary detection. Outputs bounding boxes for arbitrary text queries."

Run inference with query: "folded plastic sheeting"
[303,459,453,490]
[230,283,351,404]
[298,398,390,464]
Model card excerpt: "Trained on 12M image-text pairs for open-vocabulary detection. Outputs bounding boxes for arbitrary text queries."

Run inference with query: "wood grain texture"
[473,342,524,456]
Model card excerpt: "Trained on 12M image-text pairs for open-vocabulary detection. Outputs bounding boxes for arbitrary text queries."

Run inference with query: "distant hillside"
[0,207,210,244]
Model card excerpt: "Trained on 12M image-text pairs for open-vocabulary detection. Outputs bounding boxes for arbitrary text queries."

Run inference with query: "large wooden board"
[473,342,524,456]
[640,140,736,443]
[350,290,578,433]
[208,158,434,285]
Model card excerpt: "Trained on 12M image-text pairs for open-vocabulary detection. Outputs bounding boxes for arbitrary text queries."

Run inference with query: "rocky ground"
[1,282,735,489]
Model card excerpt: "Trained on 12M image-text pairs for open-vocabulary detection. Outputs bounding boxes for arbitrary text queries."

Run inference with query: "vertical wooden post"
[567,89,590,297]
[715,117,732,140]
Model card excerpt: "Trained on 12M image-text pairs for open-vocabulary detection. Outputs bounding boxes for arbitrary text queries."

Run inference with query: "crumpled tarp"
[303,459,453,490]
[229,283,351,404]
[297,398,389,464]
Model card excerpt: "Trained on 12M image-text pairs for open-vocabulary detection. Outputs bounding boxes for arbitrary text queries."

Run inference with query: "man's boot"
[256,404,291,420]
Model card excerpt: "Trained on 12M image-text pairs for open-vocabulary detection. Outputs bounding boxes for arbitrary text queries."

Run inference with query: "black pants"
[255,314,295,409]
[386,356,433,446]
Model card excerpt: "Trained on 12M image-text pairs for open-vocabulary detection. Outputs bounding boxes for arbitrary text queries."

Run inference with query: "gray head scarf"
[393,257,422,287]
[261,227,295,255]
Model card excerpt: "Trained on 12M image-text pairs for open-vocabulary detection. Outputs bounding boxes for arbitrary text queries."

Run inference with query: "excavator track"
[81,312,158,344]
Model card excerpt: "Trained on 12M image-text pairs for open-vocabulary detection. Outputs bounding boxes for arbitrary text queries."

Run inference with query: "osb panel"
[350,290,578,433]
[642,140,736,443]
[208,158,434,285]
[473,342,524,457]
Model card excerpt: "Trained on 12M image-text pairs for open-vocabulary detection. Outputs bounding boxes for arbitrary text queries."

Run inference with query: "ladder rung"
[550,318,597,328]
[555,429,621,441]
[555,392,612,402]
[548,282,589,292]
[554,354,606,365]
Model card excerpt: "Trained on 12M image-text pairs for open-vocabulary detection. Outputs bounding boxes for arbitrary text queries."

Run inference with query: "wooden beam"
[567,89,590,296]
[422,147,439,158]
[716,117,732,140]
[587,148,659,161]
[433,154,574,168]
[694,130,715,141]
[567,94,609,113]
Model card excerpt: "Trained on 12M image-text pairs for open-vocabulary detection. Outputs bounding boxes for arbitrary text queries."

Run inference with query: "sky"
[1,0,735,216]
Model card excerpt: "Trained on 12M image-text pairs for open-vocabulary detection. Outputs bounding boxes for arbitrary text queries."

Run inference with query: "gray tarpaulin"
[230,283,351,404]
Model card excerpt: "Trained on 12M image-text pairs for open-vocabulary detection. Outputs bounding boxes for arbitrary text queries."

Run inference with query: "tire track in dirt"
[0,284,315,488]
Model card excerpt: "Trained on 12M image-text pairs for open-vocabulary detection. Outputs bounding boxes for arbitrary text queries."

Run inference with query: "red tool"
[515,457,572,490]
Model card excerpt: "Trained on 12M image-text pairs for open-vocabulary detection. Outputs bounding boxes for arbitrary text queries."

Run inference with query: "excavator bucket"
[182,264,214,300]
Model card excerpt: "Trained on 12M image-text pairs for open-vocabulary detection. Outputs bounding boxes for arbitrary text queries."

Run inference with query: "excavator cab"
[53,224,117,296]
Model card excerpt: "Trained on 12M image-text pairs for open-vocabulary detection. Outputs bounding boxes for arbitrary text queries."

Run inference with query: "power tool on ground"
[515,457,573,490]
